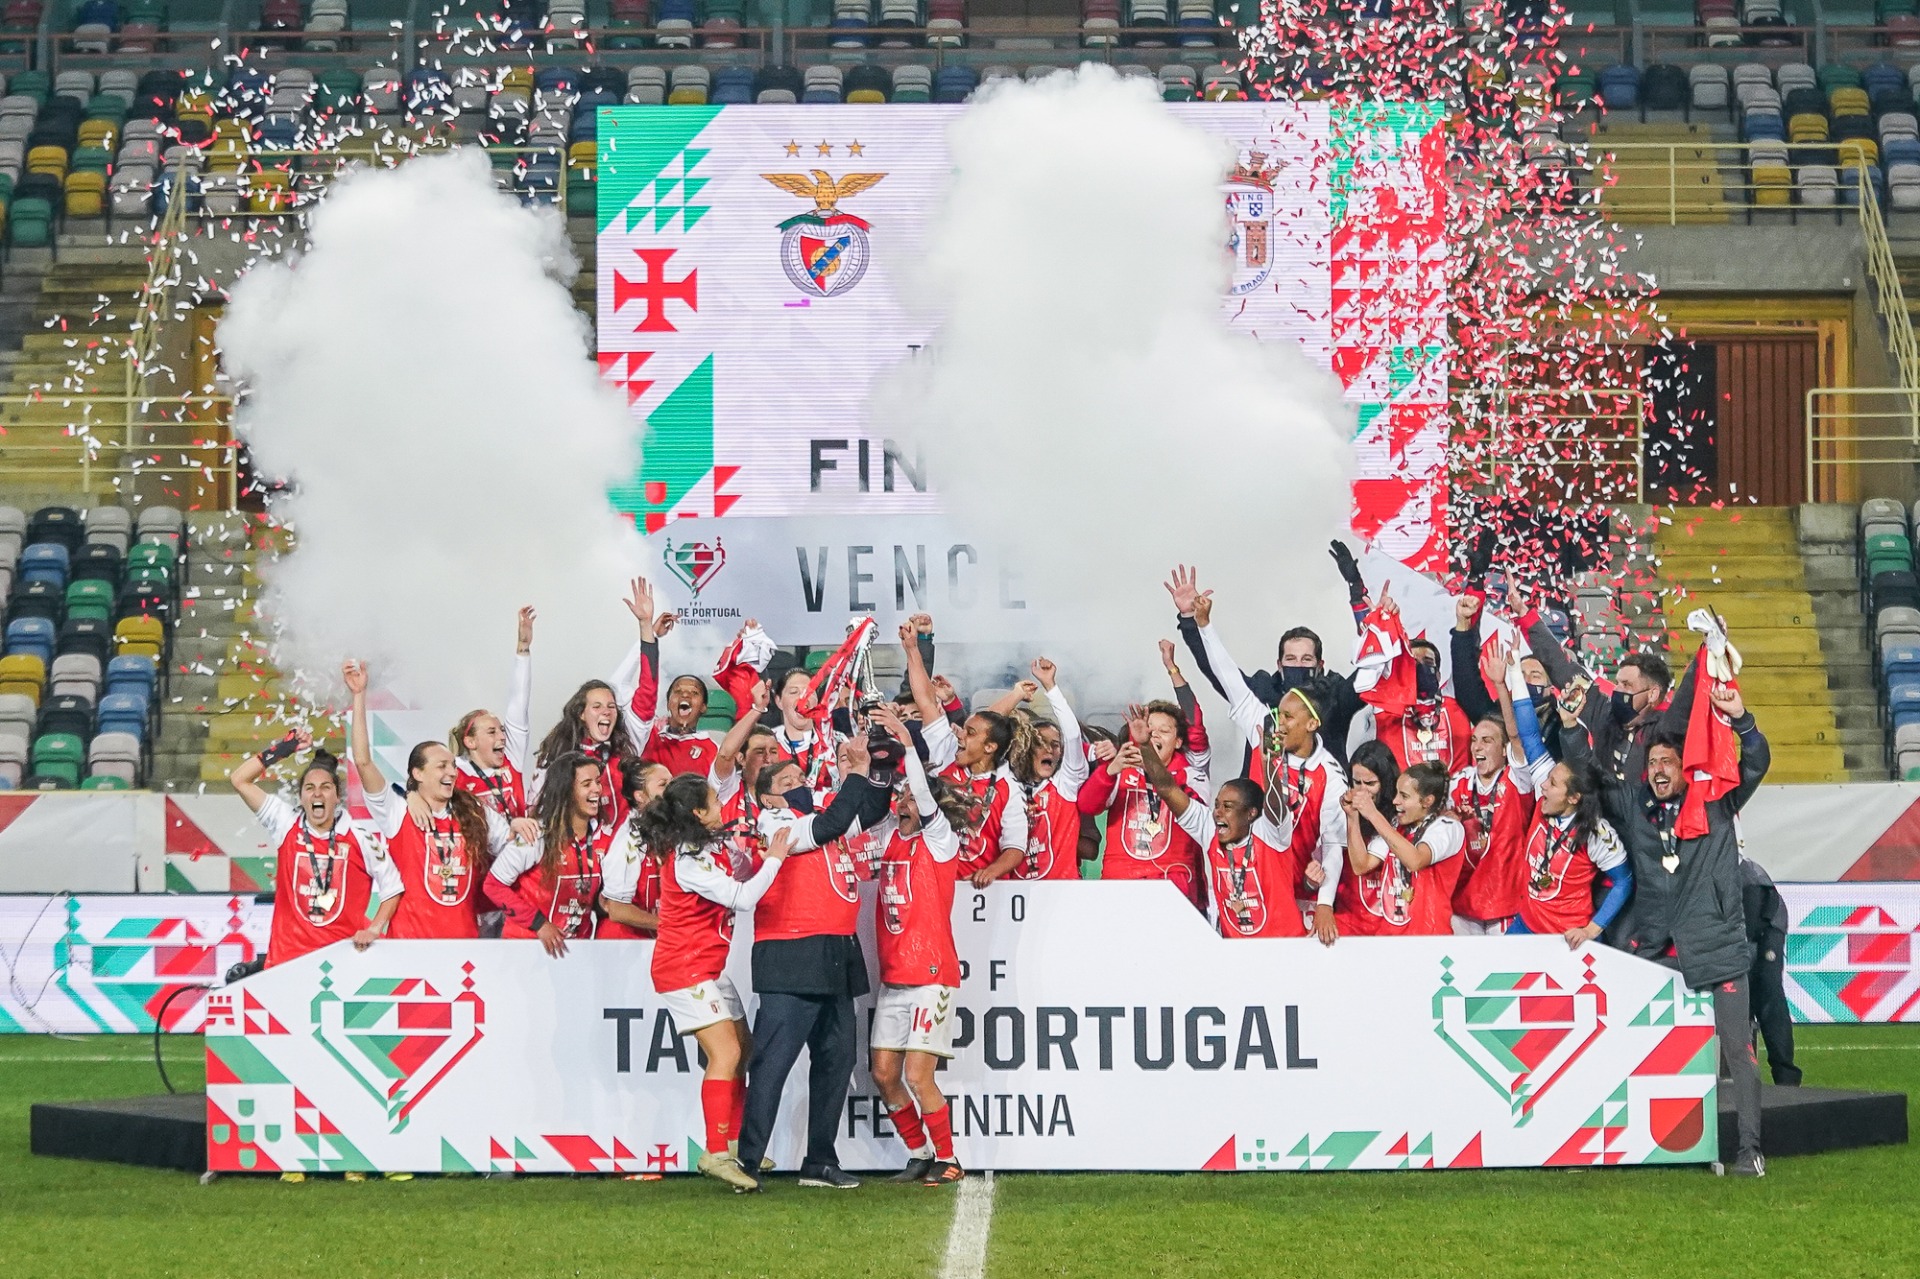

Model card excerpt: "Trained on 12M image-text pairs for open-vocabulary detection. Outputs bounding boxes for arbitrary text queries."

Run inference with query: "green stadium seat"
[64,579,113,622]
[31,731,83,785]
[81,773,130,790]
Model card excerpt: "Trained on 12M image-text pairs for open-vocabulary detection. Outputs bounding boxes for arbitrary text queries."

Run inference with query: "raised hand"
[869,702,912,745]
[1158,639,1179,672]
[1125,703,1150,745]
[1090,738,1118,764]
[750,678,771,715]
[516,605,536,654]
[1112,742,1143,775]
[1162,564,1206,618]
[654,612,678,639]
[1455,595,1480,631]
[1506,579,1527,617]
[624,577,656,635]
[910,613,935,635]
[1012,679,1040,703]
[1031,657,1057,691]
[898,620,917,648]
[842,733,872,776]
[1708,681,1746,721]
[1484,645,1509,686]
[341,659,368,697]
[930,674,957,707]
[1192,591,1213,628]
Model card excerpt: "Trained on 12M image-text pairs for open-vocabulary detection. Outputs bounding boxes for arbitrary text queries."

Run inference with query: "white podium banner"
[206,883,1719,1174]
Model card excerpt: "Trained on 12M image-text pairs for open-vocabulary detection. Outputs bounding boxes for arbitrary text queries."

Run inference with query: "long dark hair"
[1558,756,1606,849]
[302,749,341,790]
[531,751,599,877]
[1399,760,1451,821]
[917,770,980,836]
[968,709,1023,772]
[1347,740,1399,797]
[631,772,718,859]
[535,679,641,770]
[405,741,493,878]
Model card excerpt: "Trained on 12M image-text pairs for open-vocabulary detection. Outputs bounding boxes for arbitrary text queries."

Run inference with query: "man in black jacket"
[1743,857,1800,1086]
[1569,677,1771,1177]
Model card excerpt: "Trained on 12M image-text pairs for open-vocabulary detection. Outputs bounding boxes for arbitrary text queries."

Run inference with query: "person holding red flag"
[1450,645,1536,934]
[1576,611,1771,1178]
[1351,589,1472,772]
[1342,760,1465,936]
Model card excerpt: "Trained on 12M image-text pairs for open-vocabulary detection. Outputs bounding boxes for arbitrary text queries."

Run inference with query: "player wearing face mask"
[1352,591,1472,772]
[1510,583,1672,782]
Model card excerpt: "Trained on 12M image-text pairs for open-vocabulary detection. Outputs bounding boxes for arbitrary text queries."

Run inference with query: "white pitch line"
[939,1169,996,1279]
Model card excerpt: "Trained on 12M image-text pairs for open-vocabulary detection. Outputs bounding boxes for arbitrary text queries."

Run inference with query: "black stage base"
[28,1086,1909,1175]
[30,1092,207,1173]
[1718,1084,1909,1163]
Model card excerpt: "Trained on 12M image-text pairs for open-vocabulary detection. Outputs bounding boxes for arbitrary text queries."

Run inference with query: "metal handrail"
[0,393,238,507]
[1804,385,1920,501]
[1452,386,1647,503]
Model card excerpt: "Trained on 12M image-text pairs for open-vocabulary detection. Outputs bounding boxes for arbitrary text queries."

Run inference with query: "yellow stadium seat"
[64,170,104,218]
[1830,87,1870,114]
[667,87,708,105]
[1788,113,1828,142]
[568,140,595,166]
[500,68,533,93]
[1751,164,1793,206]
[1839,137,1879,167]
[77,119,117,151]
[846,88,885,104]
[246,170,294,214]
[0,653,44,686]
[27,145,67,177]
[114,616,164,659]
[0,679,41,706]
[177,89,212,114]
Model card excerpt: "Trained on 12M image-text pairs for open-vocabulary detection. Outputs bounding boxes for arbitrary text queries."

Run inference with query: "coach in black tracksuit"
[1567,670,1771,1175]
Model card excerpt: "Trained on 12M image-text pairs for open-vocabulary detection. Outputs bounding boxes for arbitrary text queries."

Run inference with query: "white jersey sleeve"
[1588,819,1628,872]
[1173,793,1216,847]
[356,820,404,902]
[677,844,782,912]
[488,835,540,885]
[360,778,408,840]
[995,768,1028,853]
[920,712,960,771]
[1196,622,1267,748]
[252,793,299,844]
[1314,765,1348,907]
[902,749,961,864]
[601,823,645,904]
[504,652,533,776]
[1046,686,1089,802]
[1422,816,1465,863]
[480,804,517,855]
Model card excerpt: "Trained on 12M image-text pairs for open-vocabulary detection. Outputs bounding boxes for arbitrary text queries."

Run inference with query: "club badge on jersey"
[827,840,863,904]
[880,856,913,934]
[294,831,348,925]
[424,822,472,906]
[1120,784,1172,861]
[1403,705,1452,766]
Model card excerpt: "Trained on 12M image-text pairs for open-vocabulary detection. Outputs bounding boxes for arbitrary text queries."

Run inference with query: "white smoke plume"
[879,67,1358,713]
[220,149,647,728]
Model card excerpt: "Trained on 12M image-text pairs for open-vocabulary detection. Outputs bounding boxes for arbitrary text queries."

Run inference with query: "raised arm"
[899,619,945,727]
[1130,704,1193,819]
[984,678,1039,719]
[1171,570,1265,748]
[501,605,535,774]
[1036,659,1090,795]
[613,576,662,748]
[711,677,770,786]
[229,727,309,813]
[343,659,387,793]
[1450,598,1496,723]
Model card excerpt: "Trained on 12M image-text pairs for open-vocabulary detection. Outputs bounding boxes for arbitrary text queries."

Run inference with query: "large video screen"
[597,102,1448,644]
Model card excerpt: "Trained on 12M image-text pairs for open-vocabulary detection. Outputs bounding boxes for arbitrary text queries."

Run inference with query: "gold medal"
[1532,872,1554,892]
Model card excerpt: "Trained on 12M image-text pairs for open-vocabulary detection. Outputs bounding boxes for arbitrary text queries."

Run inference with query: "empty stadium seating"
[0,502,173,789]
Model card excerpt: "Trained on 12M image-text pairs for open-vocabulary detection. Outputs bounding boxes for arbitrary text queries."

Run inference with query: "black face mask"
[1525,683,1551,703]
[1415,663,1440,700]
[782,786,815,815]
[1278,666,1312,690]
[1609,690,1638,726]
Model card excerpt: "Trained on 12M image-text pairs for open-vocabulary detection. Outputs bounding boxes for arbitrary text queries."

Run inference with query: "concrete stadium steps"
[1,259,150,400]
[1652,506,1866,783]
[1592,123,1729,226]
[153,513,307,792]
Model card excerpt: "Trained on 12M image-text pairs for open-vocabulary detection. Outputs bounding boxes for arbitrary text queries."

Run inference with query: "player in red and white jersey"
[898,618,1027,880]
[625,772,794,1192]
[529,578,658,828]
[485,753,662,952]
[1133,708,1304,939]
[598,762,670,940]
[1352,591,1472,772]
[1176,573,1347,942]
[767,666,844,786]
[346,661,518,941]
[1448,646,1536,934]
[230,730,402,967]
[865,705,972,1185]
[449,605,537,821]
[1002,658,1090,881]
[1075,696,1207,910]
[1508,685,1635,946]
[1342,760,1466,936]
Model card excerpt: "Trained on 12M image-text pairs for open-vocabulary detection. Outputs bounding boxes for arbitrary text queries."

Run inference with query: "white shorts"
[870,983,960,1058]
[660,974,745,1034]
[1452,914,1512,936]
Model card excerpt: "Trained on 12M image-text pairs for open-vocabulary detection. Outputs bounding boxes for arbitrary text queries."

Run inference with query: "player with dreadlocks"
[630,772,796,1192]
[866,703,977,1184]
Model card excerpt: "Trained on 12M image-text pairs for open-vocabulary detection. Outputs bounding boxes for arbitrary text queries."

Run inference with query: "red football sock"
[890,1104,932,1157]
[700,1078,731,1154]
[730,1078,747,1147]
[922,1104,955,1161]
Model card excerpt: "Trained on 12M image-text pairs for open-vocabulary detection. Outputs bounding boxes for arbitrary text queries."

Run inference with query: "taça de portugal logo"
[312,960,486,1133]
[664,537,726,597]
[1432,955,1605,1126]
[761,169,887,298]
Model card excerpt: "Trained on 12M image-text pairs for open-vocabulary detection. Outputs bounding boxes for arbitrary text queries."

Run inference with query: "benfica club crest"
[664,537,727,598]
[762,169,887,298]
[1432,955,1605,1126]
[1224,150,1282,297]
[312,959,485,1132]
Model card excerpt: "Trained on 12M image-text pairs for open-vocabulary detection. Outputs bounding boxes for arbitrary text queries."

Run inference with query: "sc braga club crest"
[762,167,887,298]
[1224,150,1283,297]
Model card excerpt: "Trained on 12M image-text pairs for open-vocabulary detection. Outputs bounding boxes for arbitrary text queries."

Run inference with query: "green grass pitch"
[2,1028,1916,1278]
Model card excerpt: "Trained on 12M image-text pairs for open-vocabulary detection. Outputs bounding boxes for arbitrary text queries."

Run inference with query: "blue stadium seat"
[95,690,148,740]
[104,653,156,700]
[18,542,68,588]
[5,616,54,665]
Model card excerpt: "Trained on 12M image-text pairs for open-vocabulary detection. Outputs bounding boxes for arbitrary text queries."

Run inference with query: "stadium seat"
[64,578,113,623]
[1891,675,1920,731]
[71,543,120,586]
[97,690,148,740]
[19,543,68,588]
[48,652,99,705]
[36,693,89,740]
[104,654,155,701]
[0,693,32,741]
[59,617,111,666]
[113,616,163,659]
[81,772,130,789]
[5,616,53,664]
[28,505,81,553]
[10,580,60,624]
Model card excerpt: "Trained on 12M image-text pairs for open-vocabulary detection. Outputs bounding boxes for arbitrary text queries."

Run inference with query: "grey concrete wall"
[1609,223,1864,293]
